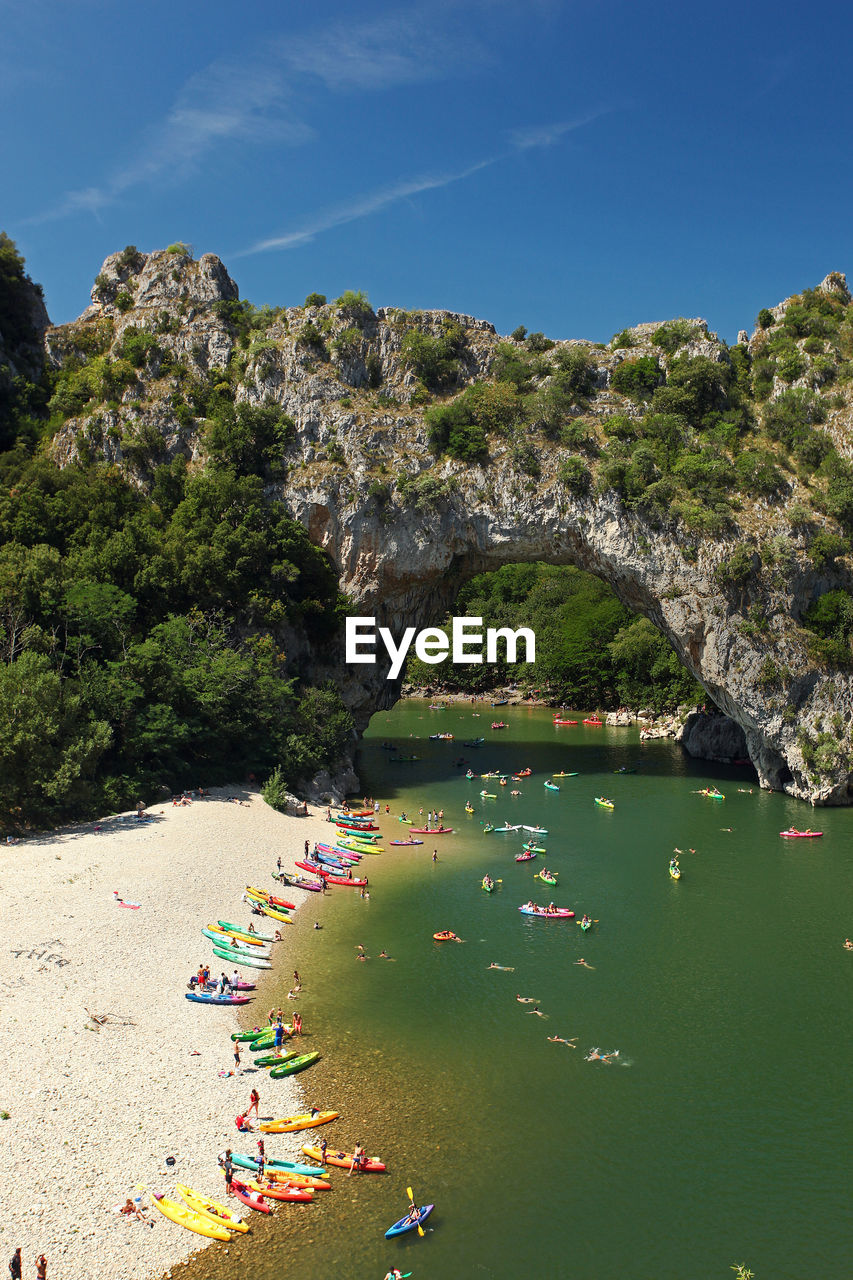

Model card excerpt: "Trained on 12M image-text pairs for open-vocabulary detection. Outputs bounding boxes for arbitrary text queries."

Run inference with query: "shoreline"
[0,787,334,1280]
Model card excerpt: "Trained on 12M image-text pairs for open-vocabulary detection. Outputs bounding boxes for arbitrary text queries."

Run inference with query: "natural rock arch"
[288,476,852,805]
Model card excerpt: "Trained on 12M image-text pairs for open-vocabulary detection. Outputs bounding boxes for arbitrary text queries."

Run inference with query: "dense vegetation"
[0,238,352,828]
[405,563,704,711]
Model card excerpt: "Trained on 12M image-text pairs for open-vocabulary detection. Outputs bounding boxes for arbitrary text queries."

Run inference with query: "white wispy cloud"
[29,7,482,225]
[238,109,611,257]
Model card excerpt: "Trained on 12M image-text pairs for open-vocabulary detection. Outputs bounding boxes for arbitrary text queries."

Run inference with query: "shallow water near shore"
[177,701,853,1280]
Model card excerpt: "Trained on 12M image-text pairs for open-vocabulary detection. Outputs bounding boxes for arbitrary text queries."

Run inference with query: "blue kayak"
[185,991,251,1006]
[230,1152,322,1178]
[385,1204,434,1238]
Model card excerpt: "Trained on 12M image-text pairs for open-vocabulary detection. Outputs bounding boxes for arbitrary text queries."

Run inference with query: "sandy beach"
[0,788,337,1279]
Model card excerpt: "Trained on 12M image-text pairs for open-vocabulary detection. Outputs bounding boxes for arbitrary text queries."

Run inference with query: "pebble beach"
[0,788,333,1279]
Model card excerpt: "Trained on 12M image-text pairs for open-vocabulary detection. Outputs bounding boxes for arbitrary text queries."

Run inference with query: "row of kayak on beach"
[177,829,437,1254]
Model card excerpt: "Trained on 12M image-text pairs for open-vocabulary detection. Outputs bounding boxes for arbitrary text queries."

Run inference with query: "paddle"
[406,1185,425,1237]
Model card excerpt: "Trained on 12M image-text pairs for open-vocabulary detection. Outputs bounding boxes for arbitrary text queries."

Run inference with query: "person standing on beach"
[247,1089,260,1123]
[233,1041,241,1073]
[319,1137,328,1164]
[35,1258,47,1280]
[277,857,282,873]
[219,1149,234,1195]
[8,1247,21,1279]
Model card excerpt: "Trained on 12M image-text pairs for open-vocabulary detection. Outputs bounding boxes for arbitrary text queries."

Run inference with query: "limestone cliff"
[44,249,853,804]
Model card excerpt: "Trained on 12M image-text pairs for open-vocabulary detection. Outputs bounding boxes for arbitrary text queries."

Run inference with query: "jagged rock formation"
[44,249,853,804]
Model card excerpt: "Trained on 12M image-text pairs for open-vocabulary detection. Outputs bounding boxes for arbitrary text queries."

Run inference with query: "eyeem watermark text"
[345,616,535,680]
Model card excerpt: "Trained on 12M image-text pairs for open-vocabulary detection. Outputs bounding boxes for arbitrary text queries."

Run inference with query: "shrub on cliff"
[611,356,662,400]
[401,320,466,391]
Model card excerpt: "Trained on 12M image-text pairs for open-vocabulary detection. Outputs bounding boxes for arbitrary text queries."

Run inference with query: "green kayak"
[218,920,277,942]
[269,1051,320,1078]
[253,1049,300,1068]
[212,945,271,970]
[231,1027,272,1043]
[202,928,271,956]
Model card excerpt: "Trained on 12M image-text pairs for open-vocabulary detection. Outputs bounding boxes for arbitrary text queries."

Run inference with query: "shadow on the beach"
[21,811,167,847]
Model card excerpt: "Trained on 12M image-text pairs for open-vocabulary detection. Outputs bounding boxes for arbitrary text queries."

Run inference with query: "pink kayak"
[410,827,453,835]
[780,829,823,838]
[390,839,424,846]
[515,852,537,862]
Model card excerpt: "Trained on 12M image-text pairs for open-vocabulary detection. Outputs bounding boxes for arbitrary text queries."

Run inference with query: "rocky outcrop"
[42,250,853,805]
[677,711,749,763]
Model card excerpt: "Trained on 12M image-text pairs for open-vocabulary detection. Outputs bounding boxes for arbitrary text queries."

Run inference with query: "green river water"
[182,700,853,1280]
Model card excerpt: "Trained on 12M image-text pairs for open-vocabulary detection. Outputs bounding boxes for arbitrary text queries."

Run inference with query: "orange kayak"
[301,1144,386,1172]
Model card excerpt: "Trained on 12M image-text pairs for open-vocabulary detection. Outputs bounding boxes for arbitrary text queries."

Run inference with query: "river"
[179,700,853,1280]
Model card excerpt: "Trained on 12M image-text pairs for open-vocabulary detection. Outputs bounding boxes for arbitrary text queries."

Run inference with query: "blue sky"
[3,0,851,341]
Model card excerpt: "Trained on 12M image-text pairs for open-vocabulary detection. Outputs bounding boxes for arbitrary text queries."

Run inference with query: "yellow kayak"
[207,923,268,948]
[257,903,292,924]
[260,1110,339,1133]
[152,1192,231,1240]
[176,1184,249,1233]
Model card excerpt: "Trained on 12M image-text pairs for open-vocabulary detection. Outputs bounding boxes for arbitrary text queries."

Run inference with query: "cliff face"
[45,250,853,804]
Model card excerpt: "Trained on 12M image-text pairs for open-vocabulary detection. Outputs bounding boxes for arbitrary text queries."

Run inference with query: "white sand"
[0,788,336,1279]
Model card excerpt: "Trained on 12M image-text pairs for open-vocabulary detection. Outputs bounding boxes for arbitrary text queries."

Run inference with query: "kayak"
[212,947,271,970]
[390,839,423,846]
[579,917,592,931]
[243,1179,313,1203]
[269,1051,321,1078]
[260,1169,331,1190]
[275,873,323,892]
[203,927,271,952]
[176,1185,249,1233]
[523,825,548,835]
[254,903,294,924]
[433,930,461,941]
[553,772,578,777]
[229,1181,271,1214]
[553,718,578,725]
[295,861,367,887]
[480,792,497,799]
[230,1153,324,1178]
[203,930,271,957]
[544,781,560,791]
[185,991,252,1006]
[518,905,575,918]
[217,920,277,942]
[231,1027,274,1043]
[385,1204,434,1238]
[301,1144,386,1172]
[245,887,296,910]
[780,829,823,838]
[482,824,495,833]
[260,1110,339,1133]
[515,851,537,862]
[583,717,604,726]
[536,871,558,885]
[669,865,682,880]
[516,768,533,777]
[613,767,636,774]
[409,827,453,834]
[698,789,725,799]
[594,797,614,809]
[482,878,494,893]
[253,1049,302,1068]
[152,1193,231,1240]
[494,824,521,832]
[523,844,546,853]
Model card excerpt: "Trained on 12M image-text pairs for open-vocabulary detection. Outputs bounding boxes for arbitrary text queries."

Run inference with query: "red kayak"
[780,829,823,838]
[583,717,604,726]
[230,1180,272,1213]
[296,861,368,887]
[248,888,296,910]
[409,827,453,835]
[553,719,578,726]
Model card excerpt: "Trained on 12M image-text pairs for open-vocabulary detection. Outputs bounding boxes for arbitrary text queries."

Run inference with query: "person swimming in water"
[575,958,595,969]
[586,1047,619,1063]
[547,1035,578,1046]
[488,963,515,970]
[516,995,538,1003]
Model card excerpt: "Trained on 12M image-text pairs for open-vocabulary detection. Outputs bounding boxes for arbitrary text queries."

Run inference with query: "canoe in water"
[385,1204,434,1237]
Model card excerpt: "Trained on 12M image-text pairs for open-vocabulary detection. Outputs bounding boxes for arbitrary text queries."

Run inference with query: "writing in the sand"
[10,947,69,966]
[345,616,536,679]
